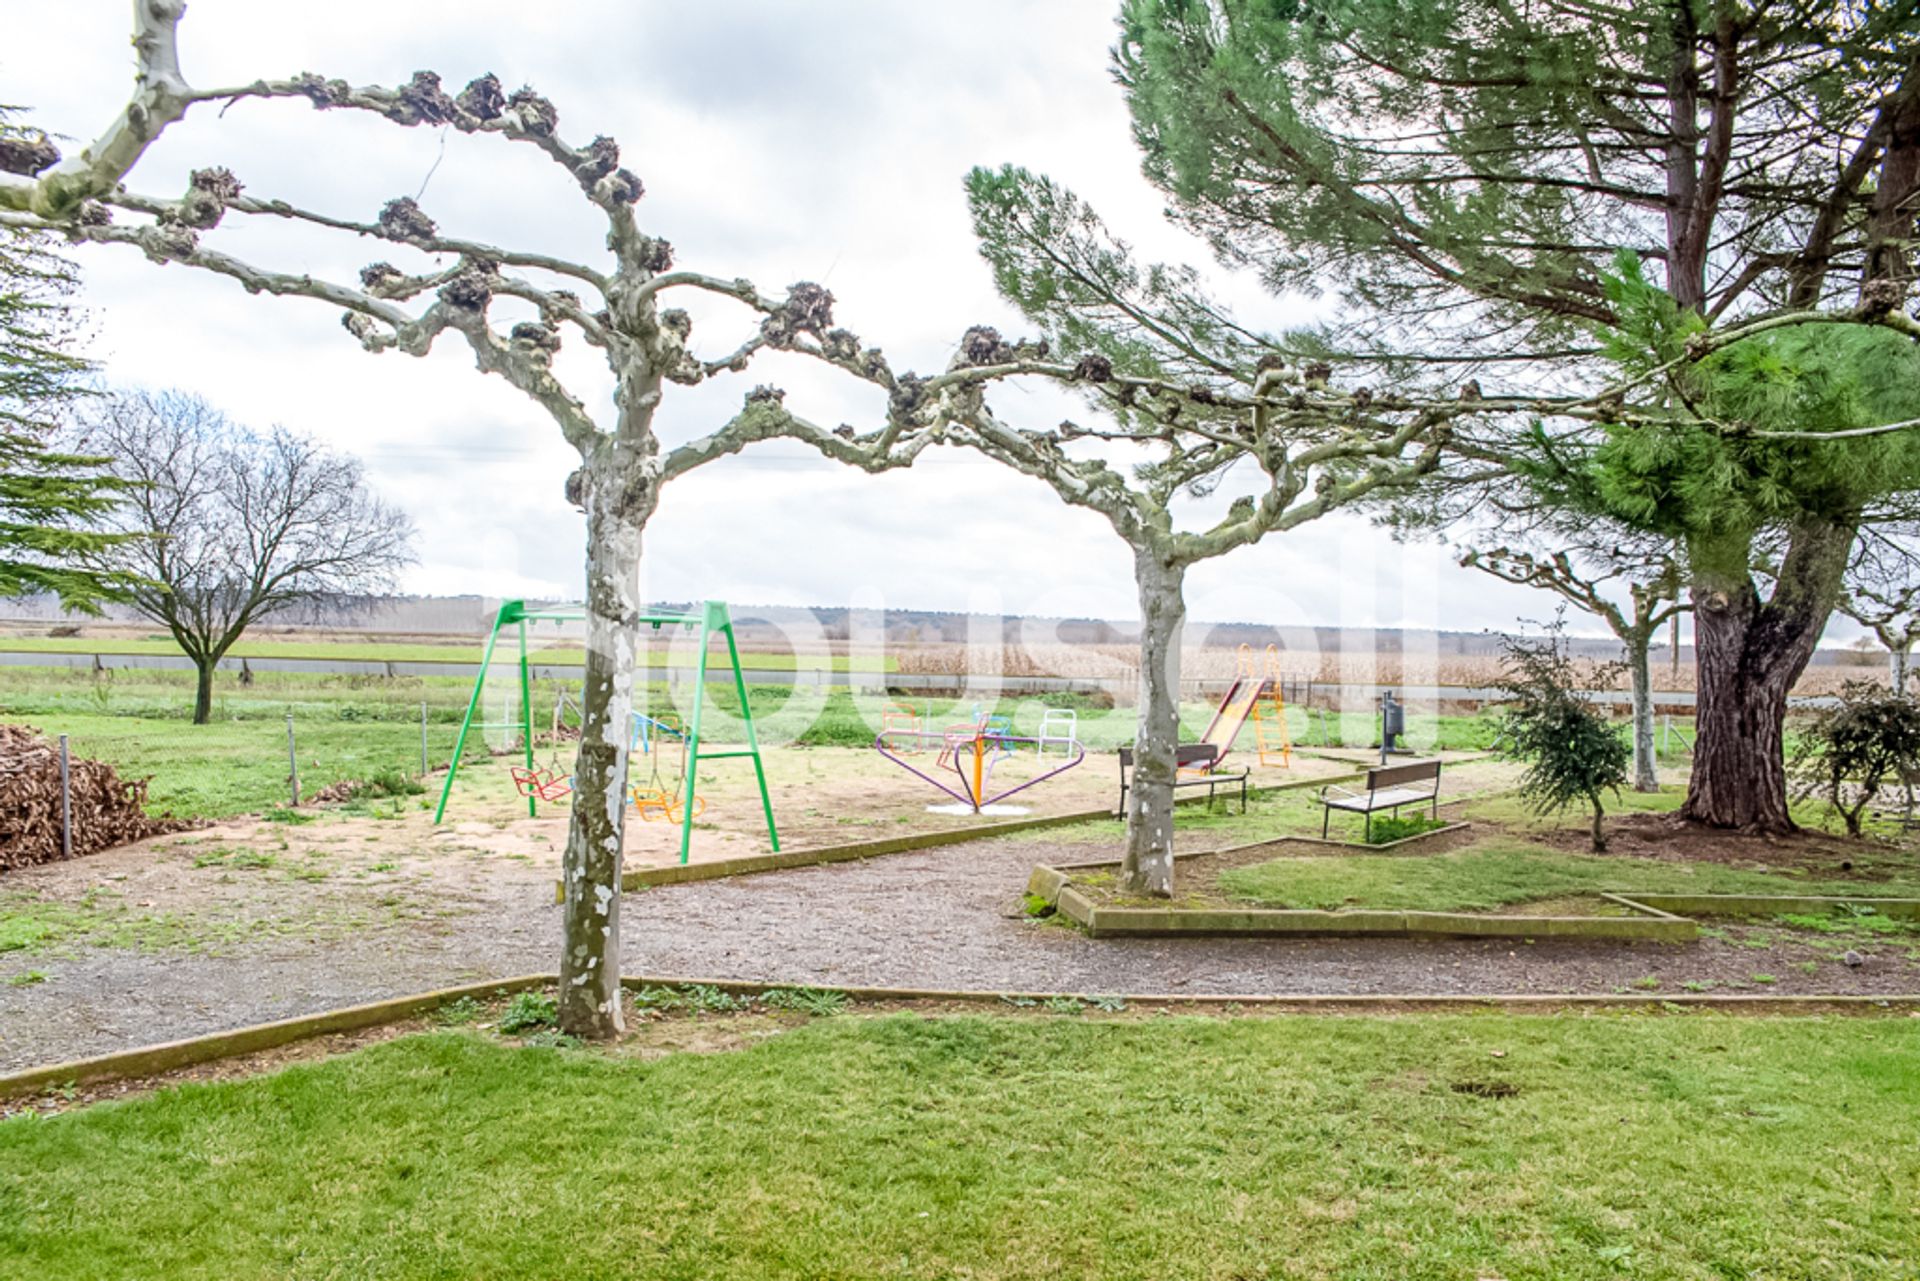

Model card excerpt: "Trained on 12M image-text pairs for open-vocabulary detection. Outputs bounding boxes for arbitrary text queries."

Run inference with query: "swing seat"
[628,786,705,823]
[511,765,573,803]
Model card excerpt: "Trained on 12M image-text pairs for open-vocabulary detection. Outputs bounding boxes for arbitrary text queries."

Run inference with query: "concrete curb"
[1028,852,1697,942]
[0,974,551,1100]
[6,973,1918,1100]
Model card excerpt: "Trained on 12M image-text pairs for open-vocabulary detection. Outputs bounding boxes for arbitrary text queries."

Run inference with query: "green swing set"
[433,598,779,865]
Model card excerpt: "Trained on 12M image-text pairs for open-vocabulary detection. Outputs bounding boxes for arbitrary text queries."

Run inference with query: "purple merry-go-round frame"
[874,727,1086,812]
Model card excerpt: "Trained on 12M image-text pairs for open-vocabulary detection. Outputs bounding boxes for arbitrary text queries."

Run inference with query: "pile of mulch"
[0,724,187,869]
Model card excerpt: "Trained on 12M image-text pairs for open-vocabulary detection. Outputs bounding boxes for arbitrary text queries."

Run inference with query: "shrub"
[1364,813,1446,845]
[759,986,849,1016]
[1789,681,1920,836]
[1494,614,1631,852]
[498,991,558,1034]
[354,768,425,799]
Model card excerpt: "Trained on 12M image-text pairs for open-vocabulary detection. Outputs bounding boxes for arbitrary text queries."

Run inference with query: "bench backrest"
[1119,744,1220,769]
[1366,759,1441,791]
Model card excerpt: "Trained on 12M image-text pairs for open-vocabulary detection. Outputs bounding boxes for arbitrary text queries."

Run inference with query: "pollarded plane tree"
[0,1,949,1038]
[1117,0,1920,833]
[1460,542,1685,793]
[963,169,1469,896]
[1835,527,1920,692]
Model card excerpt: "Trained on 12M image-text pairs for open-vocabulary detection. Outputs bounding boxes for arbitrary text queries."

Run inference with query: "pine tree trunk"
[556,459,651,1039]
[1627,630,1658,792]
[1122,547,1185,898]
[191,656,215,725]
[1681,518,1854,832]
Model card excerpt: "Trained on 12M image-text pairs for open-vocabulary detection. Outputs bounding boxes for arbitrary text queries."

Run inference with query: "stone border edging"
[6,972,1917,1100]
[584,766,1374,898]
[1622,892,1920,919]
[0,974,552,1100]
[1028,860,1696,942]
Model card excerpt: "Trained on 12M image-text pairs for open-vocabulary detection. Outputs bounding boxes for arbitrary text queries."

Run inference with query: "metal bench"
[1118,743,1249,815]
[1319,758,1442,840]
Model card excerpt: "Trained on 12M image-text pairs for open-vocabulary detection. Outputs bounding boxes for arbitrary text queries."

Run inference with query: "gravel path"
[4,834,1917,1072]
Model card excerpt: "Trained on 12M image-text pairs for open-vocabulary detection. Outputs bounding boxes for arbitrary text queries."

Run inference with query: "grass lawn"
[1217,841,1920,912]
[2,1013,1916,1278]
[6,712,494,821]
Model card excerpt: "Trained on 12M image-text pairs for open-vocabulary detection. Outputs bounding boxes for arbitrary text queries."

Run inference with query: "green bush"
[1494,614,1631,851]
[1363,813,1447,845]
[498,991,558,1034]
[1789,681,1920,836]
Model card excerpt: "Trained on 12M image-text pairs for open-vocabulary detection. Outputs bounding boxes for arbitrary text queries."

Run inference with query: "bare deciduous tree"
[74,388,414,723]
[1837,528,1920,692]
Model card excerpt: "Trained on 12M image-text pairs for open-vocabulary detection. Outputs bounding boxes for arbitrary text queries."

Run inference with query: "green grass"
[1217,841,1920,912]
[6,712,488,821]
[0,893,242,956]
[2,1014,1917,1278]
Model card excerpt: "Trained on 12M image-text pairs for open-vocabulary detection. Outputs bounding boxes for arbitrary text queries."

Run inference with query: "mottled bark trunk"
[1682,518,1854,832]
[1627,629,1657,792]
[1122,547,1185,898]
[1890,643,1910,694]
[191,655,215,725]
[557,457,651,1039]
[1590,795,1608,853]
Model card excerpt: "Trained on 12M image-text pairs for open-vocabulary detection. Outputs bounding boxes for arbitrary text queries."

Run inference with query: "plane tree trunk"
[1625,626,1658,792]
[1123,546,1186,898]
[555,444,656,1039]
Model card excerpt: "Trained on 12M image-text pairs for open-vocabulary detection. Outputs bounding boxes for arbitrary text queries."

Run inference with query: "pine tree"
[0,115,134,611]
[1118,0,1920,832]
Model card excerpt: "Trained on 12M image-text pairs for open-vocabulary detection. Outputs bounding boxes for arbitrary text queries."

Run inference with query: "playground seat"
[982,713,1016,760]
[629,785,705,823]
[1117,744,1248,815]
[510,765,573,803]
[1318,759,1442,840]
[881,703,923,752]
[1037,708,1078,755]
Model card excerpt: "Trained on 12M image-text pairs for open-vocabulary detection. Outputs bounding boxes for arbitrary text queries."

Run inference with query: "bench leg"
[1322,806,1330,839]
[1238,777,1246,814]
[1365,811,1372,842]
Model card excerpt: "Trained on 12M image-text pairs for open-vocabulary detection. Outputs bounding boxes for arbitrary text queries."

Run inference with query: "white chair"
[1037,707,1078,756]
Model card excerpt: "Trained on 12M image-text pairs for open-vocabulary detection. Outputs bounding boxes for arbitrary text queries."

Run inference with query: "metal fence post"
[420,701,430,775]
[286,713,300,806]
[58,733,71,861]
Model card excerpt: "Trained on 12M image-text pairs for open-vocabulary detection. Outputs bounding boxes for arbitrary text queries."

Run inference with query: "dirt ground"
[4,747,1918,1073]
[411,742,1360,870]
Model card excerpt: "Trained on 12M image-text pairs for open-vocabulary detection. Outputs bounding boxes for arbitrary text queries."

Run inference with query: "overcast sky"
[11,1,1856,648]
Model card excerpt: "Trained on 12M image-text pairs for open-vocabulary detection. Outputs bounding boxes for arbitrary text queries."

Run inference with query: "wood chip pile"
[0,724,184,869]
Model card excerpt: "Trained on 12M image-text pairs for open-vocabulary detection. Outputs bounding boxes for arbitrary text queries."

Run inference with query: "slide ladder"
[1195,645,1292,769]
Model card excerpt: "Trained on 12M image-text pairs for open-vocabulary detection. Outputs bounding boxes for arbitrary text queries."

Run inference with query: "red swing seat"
[510,765,573,803]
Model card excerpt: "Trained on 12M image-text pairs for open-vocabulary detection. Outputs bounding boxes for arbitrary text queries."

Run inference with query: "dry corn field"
[890,642,1886,696]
